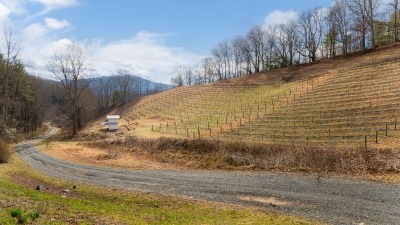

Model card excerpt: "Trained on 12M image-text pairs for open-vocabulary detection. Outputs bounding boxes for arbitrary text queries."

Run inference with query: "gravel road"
[15,128,400,225]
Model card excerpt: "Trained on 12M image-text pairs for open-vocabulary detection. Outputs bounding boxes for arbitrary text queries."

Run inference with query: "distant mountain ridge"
[88,75,174,96]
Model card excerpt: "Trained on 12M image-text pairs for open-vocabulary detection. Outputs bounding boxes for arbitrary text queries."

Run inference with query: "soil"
[38,141,184,170]
[10,173,80,198]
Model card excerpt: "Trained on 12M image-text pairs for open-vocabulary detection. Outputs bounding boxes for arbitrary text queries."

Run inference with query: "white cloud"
[4,0,201,84]
[264,10,298,27]
[86,31,203,83]
[27,0,77,17]
[23,23,47,40]
[0,0,26,14]
[44,38,73,54]
[0,3,11,23]
[0,0,28,23]
[0,0,75,24]
[22,17,70,41]
[30,0,77,9]
[44,17,70,29]
[20,31,203,84]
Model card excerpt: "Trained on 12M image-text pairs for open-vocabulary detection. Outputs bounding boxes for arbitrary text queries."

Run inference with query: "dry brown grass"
[39,140,183,170]
[66,44,400,183]
[0,139,11,163]
[80,136,400,174]
[78,44,400,149]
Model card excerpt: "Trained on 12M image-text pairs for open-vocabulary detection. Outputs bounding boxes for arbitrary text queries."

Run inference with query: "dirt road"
[15,129,400,225]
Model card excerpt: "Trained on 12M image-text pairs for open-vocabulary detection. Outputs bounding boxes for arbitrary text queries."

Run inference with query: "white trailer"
[106,115,120,131]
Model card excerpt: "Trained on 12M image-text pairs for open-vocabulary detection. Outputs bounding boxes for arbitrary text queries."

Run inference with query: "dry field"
[84,44,400,148]
[69,44,400,179]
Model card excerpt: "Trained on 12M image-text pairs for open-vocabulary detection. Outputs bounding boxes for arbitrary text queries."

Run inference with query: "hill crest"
[83,43,400,150]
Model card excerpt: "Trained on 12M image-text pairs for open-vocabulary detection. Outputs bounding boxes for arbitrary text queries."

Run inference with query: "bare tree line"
[171,0,398,86]
[92,70,169,112]
[47,48,169,136]
[0,38,168,138]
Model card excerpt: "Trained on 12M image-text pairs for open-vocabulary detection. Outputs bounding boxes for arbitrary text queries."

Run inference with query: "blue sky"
[0,0,334,83]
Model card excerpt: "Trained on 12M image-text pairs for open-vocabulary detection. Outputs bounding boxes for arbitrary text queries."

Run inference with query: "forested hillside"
[0,30,48,137]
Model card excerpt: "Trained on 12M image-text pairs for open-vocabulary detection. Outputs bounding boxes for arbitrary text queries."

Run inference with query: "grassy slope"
[82,44,400,149]
[0,156,322,225]
[61,44,399,178]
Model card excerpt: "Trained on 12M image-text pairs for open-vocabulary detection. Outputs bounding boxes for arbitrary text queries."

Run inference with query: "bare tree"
[389,0,400,42]
[265,25,277,70]
[348,0,369,50]
[29,77,53,132]
[184,67,194,86]
[283,21,300,66]
[231,37,244,77]
[210,46,224,80]
[192,65,205,85]
[133,75,146,97]
[326,6,339,57]
[93,77,116,111]
[275,24,290,67]
[201,57,215,83]
[143,79,151,95]
[332,0,352,54]
[348,0,384,50]
[236,36,253,75]
[299,8,325,62]
[115,70,134,104]
[170,65,186,86]
[221,40,233,79]
[246,26,266,73]
[46,45,90,136]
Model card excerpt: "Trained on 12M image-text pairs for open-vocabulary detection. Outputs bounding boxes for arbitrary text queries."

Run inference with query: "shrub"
[0,138,11,163]
[10,209,23,218]
[28,211,40,221]
[10,209,40,224]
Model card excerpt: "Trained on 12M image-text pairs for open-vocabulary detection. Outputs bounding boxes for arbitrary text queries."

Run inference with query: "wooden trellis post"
[198,125,201,140]
[364,136,367,150]
[264,101,267,113]
[386,124,388,136]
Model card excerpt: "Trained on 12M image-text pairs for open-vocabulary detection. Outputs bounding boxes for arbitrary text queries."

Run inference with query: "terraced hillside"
[88,45,400,149]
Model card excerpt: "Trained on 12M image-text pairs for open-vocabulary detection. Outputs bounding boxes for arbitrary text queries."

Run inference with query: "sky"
[0,0,334,84]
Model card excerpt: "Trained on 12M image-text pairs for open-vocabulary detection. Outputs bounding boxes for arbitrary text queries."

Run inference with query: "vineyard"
[93,45,400,149]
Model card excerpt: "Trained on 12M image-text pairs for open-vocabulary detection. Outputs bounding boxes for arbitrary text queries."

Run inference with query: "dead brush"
[76,132,107,141]
[79,135,399,173]
[0,138,11,163]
